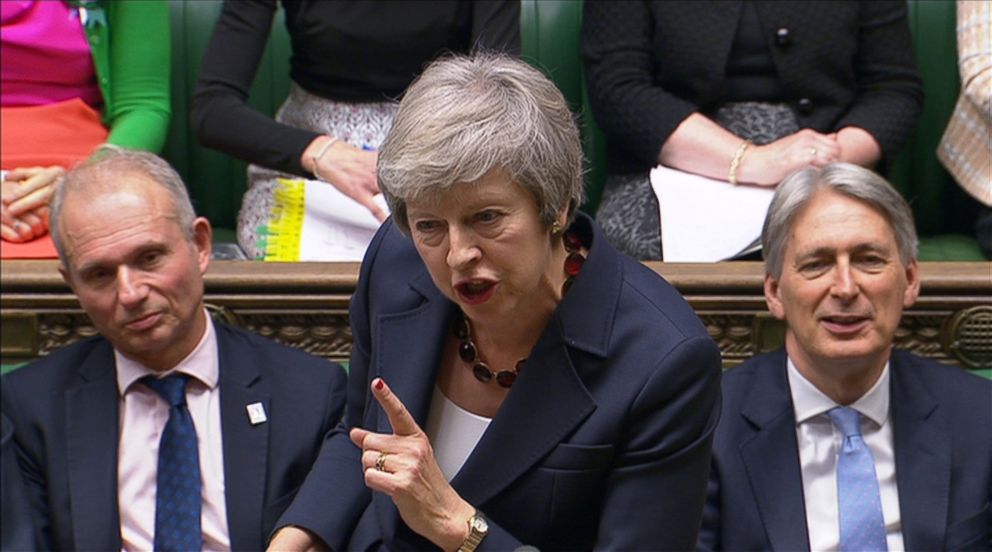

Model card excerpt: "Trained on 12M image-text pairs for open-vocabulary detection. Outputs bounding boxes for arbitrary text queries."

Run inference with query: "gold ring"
[375,452,388,472]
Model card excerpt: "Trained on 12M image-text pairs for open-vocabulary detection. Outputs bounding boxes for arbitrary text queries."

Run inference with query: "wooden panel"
[2,260,990,371]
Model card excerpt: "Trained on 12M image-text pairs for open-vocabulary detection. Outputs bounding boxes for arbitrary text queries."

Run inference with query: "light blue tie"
[828,406,887,552]
[143,375,202,552]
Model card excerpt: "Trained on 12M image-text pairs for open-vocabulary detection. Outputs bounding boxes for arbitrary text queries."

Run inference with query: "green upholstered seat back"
[163,0,290,235]
[889,0,984,260]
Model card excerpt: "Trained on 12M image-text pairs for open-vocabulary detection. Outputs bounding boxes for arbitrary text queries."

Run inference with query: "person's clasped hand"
[313,140,387,223]
[350,378,475,551]
[1,166,63,242]
[741,129,840,187]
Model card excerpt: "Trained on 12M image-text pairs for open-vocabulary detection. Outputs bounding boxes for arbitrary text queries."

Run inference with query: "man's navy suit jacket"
[698,348,991,551]
[1,322,347,551]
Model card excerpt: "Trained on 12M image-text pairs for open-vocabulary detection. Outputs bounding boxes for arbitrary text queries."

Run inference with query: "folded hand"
[1,166,62,242]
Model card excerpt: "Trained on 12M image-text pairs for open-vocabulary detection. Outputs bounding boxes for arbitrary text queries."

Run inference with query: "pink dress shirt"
[115,311,230,551]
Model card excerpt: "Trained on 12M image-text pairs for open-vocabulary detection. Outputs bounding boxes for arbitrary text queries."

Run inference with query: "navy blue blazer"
[698,348,992,551]
[278,213,723,550]
[0,322,347,551]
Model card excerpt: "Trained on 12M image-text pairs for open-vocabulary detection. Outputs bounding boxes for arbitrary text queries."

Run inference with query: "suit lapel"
[217,326,270,551]
[65,341,122,551]
[738,351,811,552]
[451,325,595,505]
[890,351,947,551]
[372,278,451,544]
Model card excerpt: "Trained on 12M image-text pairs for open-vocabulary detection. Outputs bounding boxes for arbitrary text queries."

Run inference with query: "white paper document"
[265,178,389,261]
[297,180,389,261]
[650,165,774,262]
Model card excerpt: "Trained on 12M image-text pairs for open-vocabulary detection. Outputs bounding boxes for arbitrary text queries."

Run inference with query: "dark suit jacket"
[698,348,992,551]
[278,213,723,550]
[0,322,347,551]
[2,414,38,551]
[583,0,923,174]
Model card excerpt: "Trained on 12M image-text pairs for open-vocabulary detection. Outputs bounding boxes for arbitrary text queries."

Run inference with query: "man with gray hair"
[1,147,347,551]
[698,163,990,551]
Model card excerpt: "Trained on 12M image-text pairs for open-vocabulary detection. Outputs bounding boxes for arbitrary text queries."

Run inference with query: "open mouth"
[454,280,496,305]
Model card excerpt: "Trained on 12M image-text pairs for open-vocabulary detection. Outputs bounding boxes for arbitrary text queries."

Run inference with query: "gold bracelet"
[310,136,338,181]
[728,139,752,186]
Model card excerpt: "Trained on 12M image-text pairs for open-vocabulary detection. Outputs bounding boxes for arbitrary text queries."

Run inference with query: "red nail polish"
[375,379,384,391]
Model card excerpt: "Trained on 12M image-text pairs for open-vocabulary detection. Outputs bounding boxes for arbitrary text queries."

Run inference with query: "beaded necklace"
[452,230,586,388]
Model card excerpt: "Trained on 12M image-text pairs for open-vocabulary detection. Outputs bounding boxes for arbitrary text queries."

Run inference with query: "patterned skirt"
[238,84,399,259]
[596,101,799,260]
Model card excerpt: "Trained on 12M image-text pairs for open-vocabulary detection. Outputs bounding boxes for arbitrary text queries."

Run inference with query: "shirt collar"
[116,309,219,394]
[787,356,890,428]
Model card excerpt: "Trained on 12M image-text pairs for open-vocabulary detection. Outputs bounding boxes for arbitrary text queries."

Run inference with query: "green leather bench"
[162,0,984,260]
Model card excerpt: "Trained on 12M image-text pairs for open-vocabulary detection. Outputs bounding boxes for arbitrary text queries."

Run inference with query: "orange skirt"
[1,97,108,170]
[1,98,107,256]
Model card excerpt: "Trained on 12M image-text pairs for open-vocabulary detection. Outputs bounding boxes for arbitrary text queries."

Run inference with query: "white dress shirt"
[116,311,230,551]
[787,357,904,551]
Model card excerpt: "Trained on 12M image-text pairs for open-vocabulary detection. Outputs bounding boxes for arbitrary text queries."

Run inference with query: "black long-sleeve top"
[192,0,520,177]
[582,0,923,175]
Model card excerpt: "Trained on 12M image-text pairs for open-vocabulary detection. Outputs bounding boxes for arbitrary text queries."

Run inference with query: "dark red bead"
[459,341,477,363]
[473,363,494,383]
[496,370,517,388]
[564,252,585,276]
[563,232,582,251]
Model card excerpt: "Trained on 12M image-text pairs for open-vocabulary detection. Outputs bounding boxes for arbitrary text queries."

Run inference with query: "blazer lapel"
[217,327,270,551]
[372,278,451,544]
[738,352,811,552]
[890,351,948,551]
[65,342,122,551]
[450,326,595,506]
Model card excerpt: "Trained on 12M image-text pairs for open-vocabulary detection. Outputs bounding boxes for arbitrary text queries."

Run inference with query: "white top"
[788,357,904,552]
[424,385,492,481]
[116,311,230,551]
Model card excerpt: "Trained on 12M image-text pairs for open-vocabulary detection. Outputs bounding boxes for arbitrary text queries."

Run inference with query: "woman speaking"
[271,52,722,551]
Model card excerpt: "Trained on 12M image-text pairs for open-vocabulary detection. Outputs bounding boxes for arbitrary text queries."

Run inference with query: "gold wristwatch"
[458,509,488,552]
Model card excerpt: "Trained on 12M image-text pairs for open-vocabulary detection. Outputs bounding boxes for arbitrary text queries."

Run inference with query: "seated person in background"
[192,0,520,260]
[698,163,991,551]
[1,0,170,244]
[939,0,992,259]
[582,0,923,260]
[1,147,347,551]
[269,52,722,551]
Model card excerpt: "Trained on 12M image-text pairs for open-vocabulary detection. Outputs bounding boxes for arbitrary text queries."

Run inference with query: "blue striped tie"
[143,375,202,552]
[828,406,887,552]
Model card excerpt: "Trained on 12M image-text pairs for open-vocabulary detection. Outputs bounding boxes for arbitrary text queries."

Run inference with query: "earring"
[551,220,563,235]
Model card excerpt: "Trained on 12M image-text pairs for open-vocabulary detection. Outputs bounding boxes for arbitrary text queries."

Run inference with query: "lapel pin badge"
[246,402,267,425]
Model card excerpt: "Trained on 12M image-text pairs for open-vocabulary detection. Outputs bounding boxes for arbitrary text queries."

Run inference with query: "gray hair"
[762,162,918,278]
[51,145,197,265]
[377,51,585,234]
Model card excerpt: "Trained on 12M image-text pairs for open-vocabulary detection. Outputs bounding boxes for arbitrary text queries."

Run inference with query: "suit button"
[797,98,814,115]
[775,27,791,47]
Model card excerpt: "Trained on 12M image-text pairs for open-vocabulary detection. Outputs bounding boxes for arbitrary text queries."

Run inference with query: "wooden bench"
[3,260,989,374]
